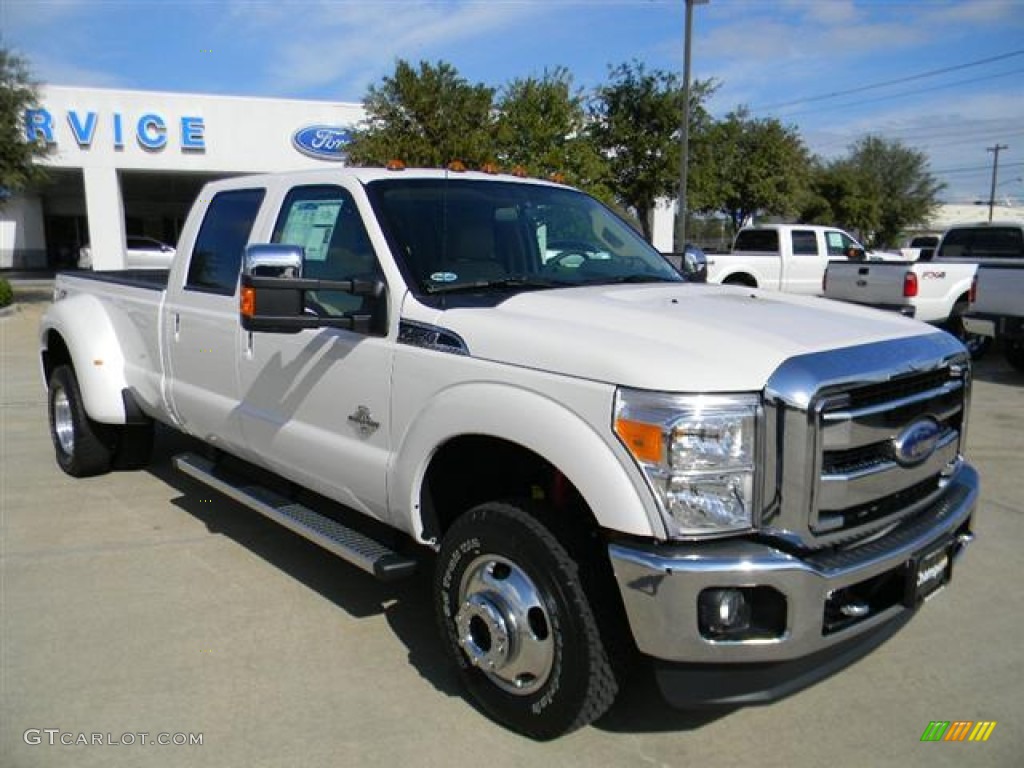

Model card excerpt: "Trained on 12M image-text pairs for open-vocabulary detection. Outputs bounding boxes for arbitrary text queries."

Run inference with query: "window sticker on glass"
[279,200,344,262]
[826,232,844,249]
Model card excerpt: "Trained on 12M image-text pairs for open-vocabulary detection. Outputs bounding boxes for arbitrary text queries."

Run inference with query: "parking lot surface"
[2,290,1021,767]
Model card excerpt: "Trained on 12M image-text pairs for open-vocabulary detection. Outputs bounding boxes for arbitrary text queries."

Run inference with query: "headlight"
[614,389,760,537]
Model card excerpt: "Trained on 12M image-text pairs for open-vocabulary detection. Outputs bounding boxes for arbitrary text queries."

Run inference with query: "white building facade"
[1,85,364,270]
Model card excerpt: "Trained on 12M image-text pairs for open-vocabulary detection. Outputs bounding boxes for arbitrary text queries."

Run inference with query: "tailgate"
[973,266,1024,317]
[824,261,908,306]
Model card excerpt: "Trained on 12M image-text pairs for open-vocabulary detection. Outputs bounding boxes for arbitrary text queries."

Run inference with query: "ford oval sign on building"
[292,125,352,161]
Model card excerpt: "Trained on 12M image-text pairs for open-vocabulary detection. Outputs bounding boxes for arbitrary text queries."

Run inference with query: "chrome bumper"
[963,315,996,339]
[609,463,978,664]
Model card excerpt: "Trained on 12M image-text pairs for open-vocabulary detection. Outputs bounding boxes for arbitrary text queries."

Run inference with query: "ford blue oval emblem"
[292,125,352,161]
[892,417,942,467]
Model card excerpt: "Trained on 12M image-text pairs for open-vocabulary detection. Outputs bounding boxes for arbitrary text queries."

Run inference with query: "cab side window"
[791,230,818,255]
[272,185,382,316]
[186,188,265,295]
[825,231,854,257]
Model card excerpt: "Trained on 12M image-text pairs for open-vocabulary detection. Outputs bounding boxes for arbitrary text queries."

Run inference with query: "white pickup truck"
[40,168,978,739]
[822,259,983,354]
[706,224,902,295]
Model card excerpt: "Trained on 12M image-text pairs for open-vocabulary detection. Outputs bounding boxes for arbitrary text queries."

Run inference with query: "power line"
[931,161,1024,175]
[749,49,1024,112]
[771,67,1024,120]
[815,129,1024,155]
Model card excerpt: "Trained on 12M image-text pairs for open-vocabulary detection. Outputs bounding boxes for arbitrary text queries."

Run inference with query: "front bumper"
[608,464,978,673]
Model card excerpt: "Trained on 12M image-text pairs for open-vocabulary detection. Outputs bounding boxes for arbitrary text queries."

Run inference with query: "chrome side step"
[174,452,416,582]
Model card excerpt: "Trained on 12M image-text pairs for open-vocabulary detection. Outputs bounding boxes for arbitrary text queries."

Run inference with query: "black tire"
[47,365,113,477]
[947,302,991,360]
[112,421,155,470]
[1005,341,1024,373]
[435,501,618,740]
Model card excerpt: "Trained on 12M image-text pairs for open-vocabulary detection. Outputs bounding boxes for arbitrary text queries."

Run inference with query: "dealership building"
[1,85,364,270]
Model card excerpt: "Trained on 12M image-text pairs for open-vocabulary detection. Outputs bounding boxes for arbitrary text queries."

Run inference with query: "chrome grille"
[762,333,972,549]
[814,369,965,534]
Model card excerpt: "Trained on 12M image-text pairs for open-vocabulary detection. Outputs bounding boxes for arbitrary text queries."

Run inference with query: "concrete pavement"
[2,289,1021,767]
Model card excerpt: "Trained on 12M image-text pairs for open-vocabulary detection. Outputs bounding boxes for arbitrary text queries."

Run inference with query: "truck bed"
[61,269,171,291]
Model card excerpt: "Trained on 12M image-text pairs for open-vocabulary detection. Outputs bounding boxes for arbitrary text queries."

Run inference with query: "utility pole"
[675,0,708,253]
[987,144,1008,222]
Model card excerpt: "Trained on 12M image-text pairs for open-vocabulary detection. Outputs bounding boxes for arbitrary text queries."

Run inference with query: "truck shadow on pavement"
[145,426,735,735]
[146,427,464,699]
[970,349,1024,385]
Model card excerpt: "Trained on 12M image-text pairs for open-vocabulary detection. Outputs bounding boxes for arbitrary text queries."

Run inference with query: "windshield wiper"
[423,275,572,295]
[580,274,682,286]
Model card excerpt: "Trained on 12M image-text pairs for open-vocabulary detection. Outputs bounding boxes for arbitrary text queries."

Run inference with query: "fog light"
[699,588,751,637]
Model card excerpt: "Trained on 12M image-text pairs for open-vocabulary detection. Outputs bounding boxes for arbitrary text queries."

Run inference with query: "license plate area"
[905,538,953,606]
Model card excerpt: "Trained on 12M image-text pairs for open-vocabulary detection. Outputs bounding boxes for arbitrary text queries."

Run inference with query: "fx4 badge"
[347,406,380,438]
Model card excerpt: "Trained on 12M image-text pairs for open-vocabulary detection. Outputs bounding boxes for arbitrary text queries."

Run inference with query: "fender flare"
[40,293,136,424]
[389,381,664,542]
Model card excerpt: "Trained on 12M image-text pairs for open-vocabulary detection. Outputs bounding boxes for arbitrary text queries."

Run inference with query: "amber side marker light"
[481,162,500,175]
[614,418,663,464]
[240,285,256,318]
[510,165,528,178]
[386,159,406,171]
[447,160,467,172]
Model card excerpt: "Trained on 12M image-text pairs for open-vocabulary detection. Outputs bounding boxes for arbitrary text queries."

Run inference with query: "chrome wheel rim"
[456,554,554,696]
[53,387,75,456]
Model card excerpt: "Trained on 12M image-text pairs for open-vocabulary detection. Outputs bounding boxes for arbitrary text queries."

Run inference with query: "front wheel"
[435,502,618,740]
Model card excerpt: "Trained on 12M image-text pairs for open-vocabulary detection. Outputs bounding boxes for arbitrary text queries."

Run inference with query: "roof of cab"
[201,166,567,194]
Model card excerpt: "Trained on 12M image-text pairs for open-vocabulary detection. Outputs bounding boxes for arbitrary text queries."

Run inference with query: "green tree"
[692,108,811,229]
[588,60,714,241]
[800,159,879,242]
[494,67,608,198]
[0,48,49,203]
[345,60,495,169]
[805,135,944,248]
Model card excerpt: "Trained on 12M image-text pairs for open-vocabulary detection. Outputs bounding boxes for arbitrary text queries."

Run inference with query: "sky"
[2,0,1023,204]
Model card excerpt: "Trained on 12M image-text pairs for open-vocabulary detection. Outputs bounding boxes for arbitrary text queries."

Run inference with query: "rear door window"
[733,229,779,252]
[185,188,265,295]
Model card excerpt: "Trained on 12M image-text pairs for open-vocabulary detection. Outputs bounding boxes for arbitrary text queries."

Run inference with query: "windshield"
[366,178,682,295]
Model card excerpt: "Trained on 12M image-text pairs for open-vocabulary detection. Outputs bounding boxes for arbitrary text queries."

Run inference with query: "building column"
[651,198,676,253]
[82,166,126,270]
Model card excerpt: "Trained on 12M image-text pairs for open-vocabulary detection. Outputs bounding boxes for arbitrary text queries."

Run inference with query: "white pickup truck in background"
[39,168,978,739]
[706,223,904,295]
[822,259,983,355]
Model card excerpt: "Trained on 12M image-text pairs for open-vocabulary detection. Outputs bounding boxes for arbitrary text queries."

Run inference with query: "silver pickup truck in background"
[958,222,1024,372]
[39,168,978,739]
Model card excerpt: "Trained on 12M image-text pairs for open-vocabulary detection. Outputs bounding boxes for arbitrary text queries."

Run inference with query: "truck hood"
[408,283,936,392]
